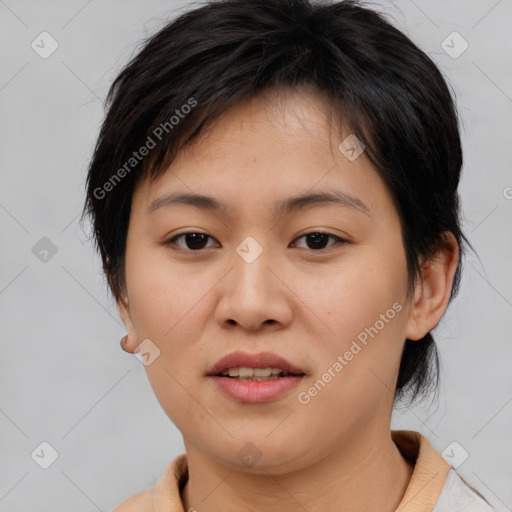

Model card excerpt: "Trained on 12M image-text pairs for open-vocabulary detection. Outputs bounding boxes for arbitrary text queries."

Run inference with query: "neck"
[181,428,414,512]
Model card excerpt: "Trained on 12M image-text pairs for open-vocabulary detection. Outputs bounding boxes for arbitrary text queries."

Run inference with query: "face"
[118,86,417,474]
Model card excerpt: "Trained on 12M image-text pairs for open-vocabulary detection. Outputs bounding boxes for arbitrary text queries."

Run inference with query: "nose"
[214,244,293,332]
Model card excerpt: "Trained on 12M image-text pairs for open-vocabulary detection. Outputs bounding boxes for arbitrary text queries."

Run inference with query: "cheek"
[294,285,406,435]
[125,249,208,427]
[124,246,211,402]
[291,244,408,406]
[292,247,407,340]
[125,245,208,336]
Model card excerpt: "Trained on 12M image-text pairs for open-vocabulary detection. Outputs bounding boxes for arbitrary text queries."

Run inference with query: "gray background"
[0,0,511,510]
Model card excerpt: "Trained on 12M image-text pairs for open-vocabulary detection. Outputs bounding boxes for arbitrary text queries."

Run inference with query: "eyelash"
[163,231,349,253]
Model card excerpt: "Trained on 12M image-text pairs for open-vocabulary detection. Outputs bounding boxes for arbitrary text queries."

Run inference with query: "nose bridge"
[232,234,276,297]
[215,234,293,330]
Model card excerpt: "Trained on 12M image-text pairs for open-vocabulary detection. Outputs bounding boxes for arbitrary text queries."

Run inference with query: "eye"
[290,231,348,251]
[164,230,349,252]
[165,232,218,251]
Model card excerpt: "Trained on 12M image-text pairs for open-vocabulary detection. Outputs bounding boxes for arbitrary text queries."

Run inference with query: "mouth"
[216,367,305,381]
[207,351,306,403]
[207,351,307,381]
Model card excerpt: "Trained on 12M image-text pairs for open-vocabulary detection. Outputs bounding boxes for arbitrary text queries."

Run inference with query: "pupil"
[186,233,208,250]
[307,232,328,249]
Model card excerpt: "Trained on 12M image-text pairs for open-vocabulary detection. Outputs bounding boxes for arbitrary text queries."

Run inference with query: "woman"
[82,0,495,510]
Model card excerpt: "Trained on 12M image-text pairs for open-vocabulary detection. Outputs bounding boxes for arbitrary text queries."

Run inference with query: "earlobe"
[405,232,459,341]
[117,295,137,353]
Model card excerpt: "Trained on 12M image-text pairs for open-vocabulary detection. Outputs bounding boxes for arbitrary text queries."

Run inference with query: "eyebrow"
[147,189,372,217]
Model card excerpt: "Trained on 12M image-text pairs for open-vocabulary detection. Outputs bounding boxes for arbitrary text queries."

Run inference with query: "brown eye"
[291,232,348,251]
[164,231,348,253]
[166,232,217,251]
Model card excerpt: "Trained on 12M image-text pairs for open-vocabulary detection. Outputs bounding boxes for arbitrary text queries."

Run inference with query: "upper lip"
[207,351,306,376]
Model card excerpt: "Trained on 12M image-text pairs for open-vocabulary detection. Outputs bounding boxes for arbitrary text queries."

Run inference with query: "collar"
[391,430,451,511]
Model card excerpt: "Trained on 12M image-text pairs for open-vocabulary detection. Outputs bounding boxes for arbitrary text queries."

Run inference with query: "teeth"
[221,366,291,378]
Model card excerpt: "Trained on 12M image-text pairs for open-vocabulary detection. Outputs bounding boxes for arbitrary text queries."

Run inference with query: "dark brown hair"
[81,0,472,407]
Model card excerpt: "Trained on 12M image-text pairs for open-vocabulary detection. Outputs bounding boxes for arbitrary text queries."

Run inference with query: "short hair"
[81,0,472,407]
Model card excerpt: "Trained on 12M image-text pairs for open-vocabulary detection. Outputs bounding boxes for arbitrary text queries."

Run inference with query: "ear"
[405,232,459,341]
[117,294,138,353]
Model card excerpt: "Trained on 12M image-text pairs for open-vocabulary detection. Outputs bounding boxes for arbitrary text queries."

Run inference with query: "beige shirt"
[112,430,495,511]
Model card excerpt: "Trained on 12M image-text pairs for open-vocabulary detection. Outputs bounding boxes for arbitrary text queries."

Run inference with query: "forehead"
[173,86,342,169]
[131,87,392,222]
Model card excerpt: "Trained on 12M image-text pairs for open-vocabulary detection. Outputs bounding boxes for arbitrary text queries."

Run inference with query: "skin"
[117,85,459,511]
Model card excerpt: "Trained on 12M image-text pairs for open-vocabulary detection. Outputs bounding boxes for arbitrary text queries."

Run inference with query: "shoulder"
[434,468,496,511]
[110,453,188,512]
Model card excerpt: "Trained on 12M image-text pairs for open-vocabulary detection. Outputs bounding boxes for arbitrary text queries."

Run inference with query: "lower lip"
[209,375,304,403]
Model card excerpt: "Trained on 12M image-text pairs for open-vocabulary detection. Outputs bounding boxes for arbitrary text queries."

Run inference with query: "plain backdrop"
[0,0,511,510]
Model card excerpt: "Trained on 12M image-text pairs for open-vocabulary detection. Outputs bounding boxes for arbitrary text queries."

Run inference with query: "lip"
[210,375,304,403]
[207,351,306,404]
[207,351,306,376]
